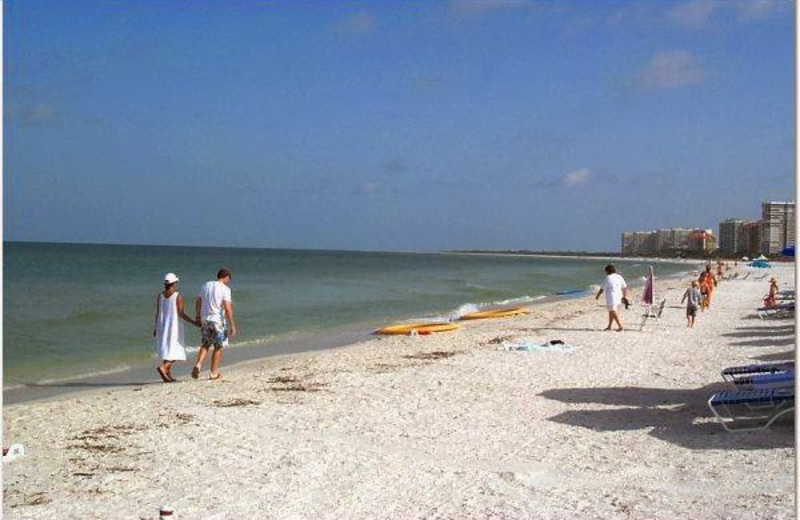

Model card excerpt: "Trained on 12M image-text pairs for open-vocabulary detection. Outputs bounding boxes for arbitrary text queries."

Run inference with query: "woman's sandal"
[156,367,172,383]
[208,372,223,381]
[191,366,201,379]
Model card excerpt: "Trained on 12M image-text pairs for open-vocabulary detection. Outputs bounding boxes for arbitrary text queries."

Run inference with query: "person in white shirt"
[595,264,630,332]
[191,268,237,381]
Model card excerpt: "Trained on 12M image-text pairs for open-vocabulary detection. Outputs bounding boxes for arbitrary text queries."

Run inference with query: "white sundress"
[155,292,187,362]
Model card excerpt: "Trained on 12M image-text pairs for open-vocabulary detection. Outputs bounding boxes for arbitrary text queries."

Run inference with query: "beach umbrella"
[782,245,795,257]
[756,254,768,260]
[741,256,749,261]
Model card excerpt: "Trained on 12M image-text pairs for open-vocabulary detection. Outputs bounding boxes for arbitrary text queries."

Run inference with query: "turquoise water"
[3,242,689,387]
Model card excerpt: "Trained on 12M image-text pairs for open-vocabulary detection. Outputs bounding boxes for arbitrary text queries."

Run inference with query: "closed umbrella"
[642,266,654,307]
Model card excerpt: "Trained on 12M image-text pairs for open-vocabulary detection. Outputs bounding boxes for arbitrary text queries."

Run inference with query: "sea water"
[3,242,689,393]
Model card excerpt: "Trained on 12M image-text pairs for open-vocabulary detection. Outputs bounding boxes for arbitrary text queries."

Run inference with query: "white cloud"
[412,75,446,90]
[668,0,720,29]
[448,0,529,18]
[335,12,376,35]
[5,100,60,125]
[637,50,705,90]
[736,0,787,21]
[563,168,590,188]
[359,181,381,196]
[669,0,786,28]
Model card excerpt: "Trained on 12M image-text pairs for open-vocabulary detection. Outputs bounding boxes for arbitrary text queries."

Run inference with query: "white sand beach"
[3,263,796,519]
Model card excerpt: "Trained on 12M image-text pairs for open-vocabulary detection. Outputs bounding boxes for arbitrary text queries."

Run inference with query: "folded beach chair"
[707,387,795,432]
[721,361,794,382]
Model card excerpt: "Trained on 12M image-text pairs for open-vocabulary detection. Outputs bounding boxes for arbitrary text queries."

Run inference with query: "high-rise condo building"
[761,201,795,254]
[719,219,749,256]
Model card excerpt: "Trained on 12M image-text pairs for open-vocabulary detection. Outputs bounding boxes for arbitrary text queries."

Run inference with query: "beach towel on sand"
[499,339,576,353]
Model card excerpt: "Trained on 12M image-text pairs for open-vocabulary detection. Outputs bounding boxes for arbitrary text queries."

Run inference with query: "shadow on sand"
[722,321,795,348]
[728,338,795,347]
[722,328,795,339]
[754,350,795,362]
[540,384,793,450]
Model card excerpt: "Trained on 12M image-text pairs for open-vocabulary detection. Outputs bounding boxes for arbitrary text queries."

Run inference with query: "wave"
[3,363,133,391]
[182,333,283,353]
[416,295,547,322]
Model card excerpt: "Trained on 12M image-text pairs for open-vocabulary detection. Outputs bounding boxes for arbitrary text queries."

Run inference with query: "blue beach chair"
[721,361,794,382]
[707,388,795,432]
[732,370,795,389]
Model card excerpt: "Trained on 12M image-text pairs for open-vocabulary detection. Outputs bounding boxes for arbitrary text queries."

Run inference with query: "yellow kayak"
[459,306,531,320]
[375,322,461,335]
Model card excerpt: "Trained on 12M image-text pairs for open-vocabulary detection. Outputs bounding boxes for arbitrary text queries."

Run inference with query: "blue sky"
[4,0,795,251]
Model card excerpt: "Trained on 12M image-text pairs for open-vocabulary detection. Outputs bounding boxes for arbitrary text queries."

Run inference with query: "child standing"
[681,280,702,328]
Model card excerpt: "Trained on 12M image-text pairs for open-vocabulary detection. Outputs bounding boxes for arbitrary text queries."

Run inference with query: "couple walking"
[152,268,237,382]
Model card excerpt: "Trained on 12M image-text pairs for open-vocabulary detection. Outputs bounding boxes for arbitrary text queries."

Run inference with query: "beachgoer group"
[595,264,630,332]
[153,268,236,383]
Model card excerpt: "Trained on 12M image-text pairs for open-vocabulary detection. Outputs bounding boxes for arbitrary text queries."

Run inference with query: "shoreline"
[3,262,794,518]
[4,261,694,406]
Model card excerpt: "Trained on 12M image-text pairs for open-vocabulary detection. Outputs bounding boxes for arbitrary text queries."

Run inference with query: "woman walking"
[698,265,717,311]
[153,273,199,382]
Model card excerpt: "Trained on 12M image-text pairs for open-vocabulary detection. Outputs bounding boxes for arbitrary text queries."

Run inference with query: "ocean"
[3,242,689,399]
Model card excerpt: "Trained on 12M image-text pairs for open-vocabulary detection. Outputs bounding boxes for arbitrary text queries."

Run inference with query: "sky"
[3,0,795,252]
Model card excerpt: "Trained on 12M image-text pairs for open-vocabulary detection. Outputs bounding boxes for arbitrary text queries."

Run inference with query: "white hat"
[164,273,179,284]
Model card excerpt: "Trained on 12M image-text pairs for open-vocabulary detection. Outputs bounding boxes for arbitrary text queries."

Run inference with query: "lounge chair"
[721,361,794,382]
[757,301,795,319]
[707,387,795,432]
[732,370,795,389]
[642,298,666,319]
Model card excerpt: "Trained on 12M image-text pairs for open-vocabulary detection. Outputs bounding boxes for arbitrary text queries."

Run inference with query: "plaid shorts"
[201,321,228,348]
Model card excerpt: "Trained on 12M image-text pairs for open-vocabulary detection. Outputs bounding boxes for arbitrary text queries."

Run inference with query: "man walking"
[595,264,630,332]
[192,267,236,380]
